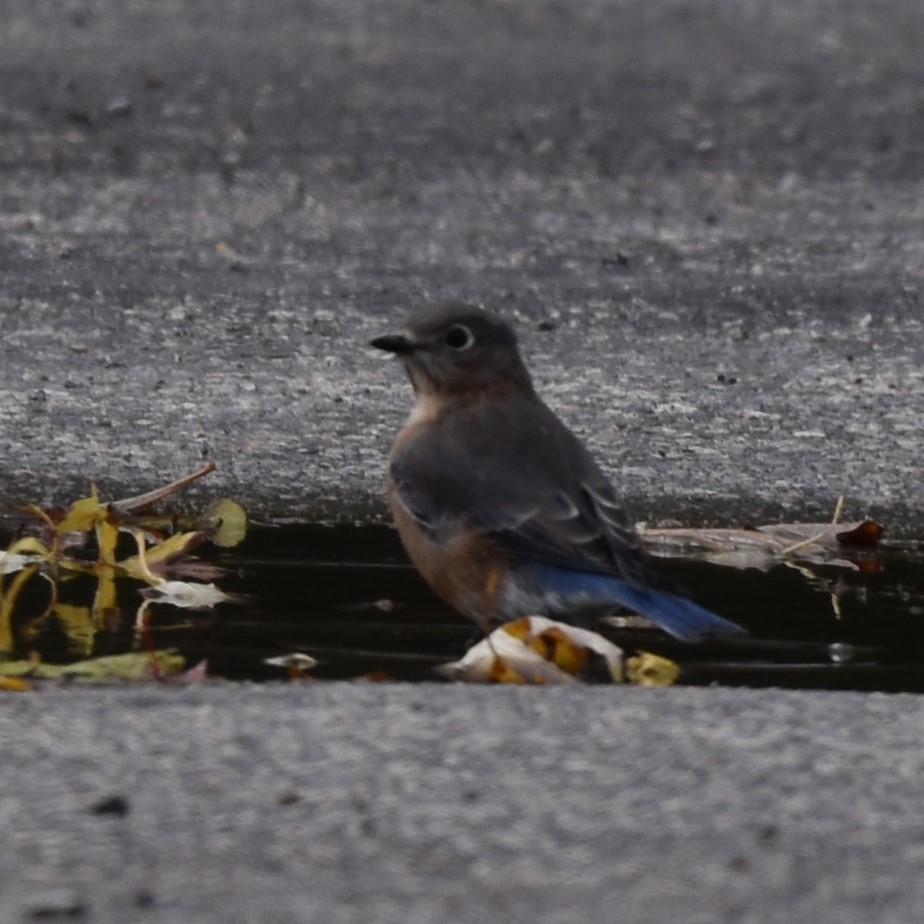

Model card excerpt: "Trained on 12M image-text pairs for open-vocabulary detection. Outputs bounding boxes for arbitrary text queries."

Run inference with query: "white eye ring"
[445,324,475,351]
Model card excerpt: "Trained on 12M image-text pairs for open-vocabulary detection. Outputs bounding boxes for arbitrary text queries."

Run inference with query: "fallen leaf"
[140,581,230,609]
[5,468,245,667]
[53,604,96,658]
[626,651,680,687]
[0,650,185,682]
[119,529,209,579]
[835,521,885,547]
[5,535,51,559]
[1,564,43,655]
[441,616,625,684]
[95,515,120,566]
[641,520,884,570]
[56,488,104,535]
[263,652,319,671]
[0,550,46,575]
[264,652,319,681]
[199,498,248,548]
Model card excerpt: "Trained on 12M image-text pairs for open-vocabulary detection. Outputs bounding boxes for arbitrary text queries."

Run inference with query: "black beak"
[370,333,416,354]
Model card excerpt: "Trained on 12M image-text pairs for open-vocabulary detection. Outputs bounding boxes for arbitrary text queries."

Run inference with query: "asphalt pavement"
[2,0,923,530]
[2,1,924,921]
[6,684,924,924]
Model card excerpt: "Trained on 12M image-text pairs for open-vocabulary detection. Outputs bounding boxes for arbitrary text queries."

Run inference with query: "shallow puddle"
[5,522,924,691]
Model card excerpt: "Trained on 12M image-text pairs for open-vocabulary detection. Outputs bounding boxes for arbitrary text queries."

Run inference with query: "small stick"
[481,566,504,637]
[110,463,217,513]
[779,495,846,557]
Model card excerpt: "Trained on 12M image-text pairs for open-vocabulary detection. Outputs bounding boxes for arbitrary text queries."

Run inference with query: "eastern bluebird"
[371,302,745,642]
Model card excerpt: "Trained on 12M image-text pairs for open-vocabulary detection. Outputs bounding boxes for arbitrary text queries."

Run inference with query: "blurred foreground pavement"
[5,685,924,924]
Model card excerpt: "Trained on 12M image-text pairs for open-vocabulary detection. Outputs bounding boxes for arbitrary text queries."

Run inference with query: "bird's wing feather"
[488,477,657,588]
[389,396,659,588]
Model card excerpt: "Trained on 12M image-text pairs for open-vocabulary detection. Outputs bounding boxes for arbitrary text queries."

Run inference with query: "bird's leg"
[481,565,513,679]
[481,566,503,636]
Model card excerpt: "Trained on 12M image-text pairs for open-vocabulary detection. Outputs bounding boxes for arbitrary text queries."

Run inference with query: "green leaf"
[0,650,185,682]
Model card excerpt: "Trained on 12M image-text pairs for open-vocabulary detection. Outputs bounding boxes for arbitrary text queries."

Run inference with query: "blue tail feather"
[608,582,746,642]
[517,564,745,642]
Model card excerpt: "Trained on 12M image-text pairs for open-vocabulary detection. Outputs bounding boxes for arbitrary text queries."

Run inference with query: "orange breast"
[387,478,505,626]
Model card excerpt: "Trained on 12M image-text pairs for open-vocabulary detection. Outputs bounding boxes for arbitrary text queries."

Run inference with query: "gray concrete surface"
[4,2,924,922]
[6,684,924,924]
[1,0,923,530]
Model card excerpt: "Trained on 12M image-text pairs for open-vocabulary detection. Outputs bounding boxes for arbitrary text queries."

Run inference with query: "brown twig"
[110,463,217,514]
[779,495,845,557]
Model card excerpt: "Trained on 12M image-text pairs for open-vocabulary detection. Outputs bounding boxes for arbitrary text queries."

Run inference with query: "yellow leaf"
[202,498,248,548]
[135,530,203,565]
[445,617,623,684]
[532,625,590,676]
[119,529,204,583]
[6,536,50,558]
[119,529,161,584]
[0,650,185,682]
[500,616,533,641]
[94,570,119,618]
[95,517,120,566]
[53,603,95,658]
[0,565,40,655]
[488,654,528,684]
[0,676,33,692]
[627,651,680,687]
[57,488,103,535]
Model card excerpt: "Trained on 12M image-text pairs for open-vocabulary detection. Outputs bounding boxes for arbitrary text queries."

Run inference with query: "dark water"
[6,523,924,691]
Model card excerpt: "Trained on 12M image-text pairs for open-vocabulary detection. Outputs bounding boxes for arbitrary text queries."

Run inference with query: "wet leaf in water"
[140,581,230,609]
[441,616,625,684]
[200,498,248,548]
[119,529,210,581]
[0,650,185,683]
[263,653,319,671]
[96,515,120,566]
[836,521,885,547]
[0,551,39,576]
[54,603,96,658]
[264,652,318,680]
[0,537,50,574]
[1,466,244,672]
[627,651,681,687]
[1,564,45,655]
[641,519,883,570]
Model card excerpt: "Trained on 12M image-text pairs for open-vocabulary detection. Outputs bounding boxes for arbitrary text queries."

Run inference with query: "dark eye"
[445,324,474,350]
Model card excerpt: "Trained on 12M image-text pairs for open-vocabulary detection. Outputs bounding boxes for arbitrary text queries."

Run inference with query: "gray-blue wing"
[389,395,660,590]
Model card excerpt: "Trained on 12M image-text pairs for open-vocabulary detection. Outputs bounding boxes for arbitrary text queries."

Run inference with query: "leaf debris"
[0,466,246,686]
[440,616,679,686]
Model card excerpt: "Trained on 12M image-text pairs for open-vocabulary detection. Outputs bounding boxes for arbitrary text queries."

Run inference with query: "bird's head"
[371,302,534,399]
